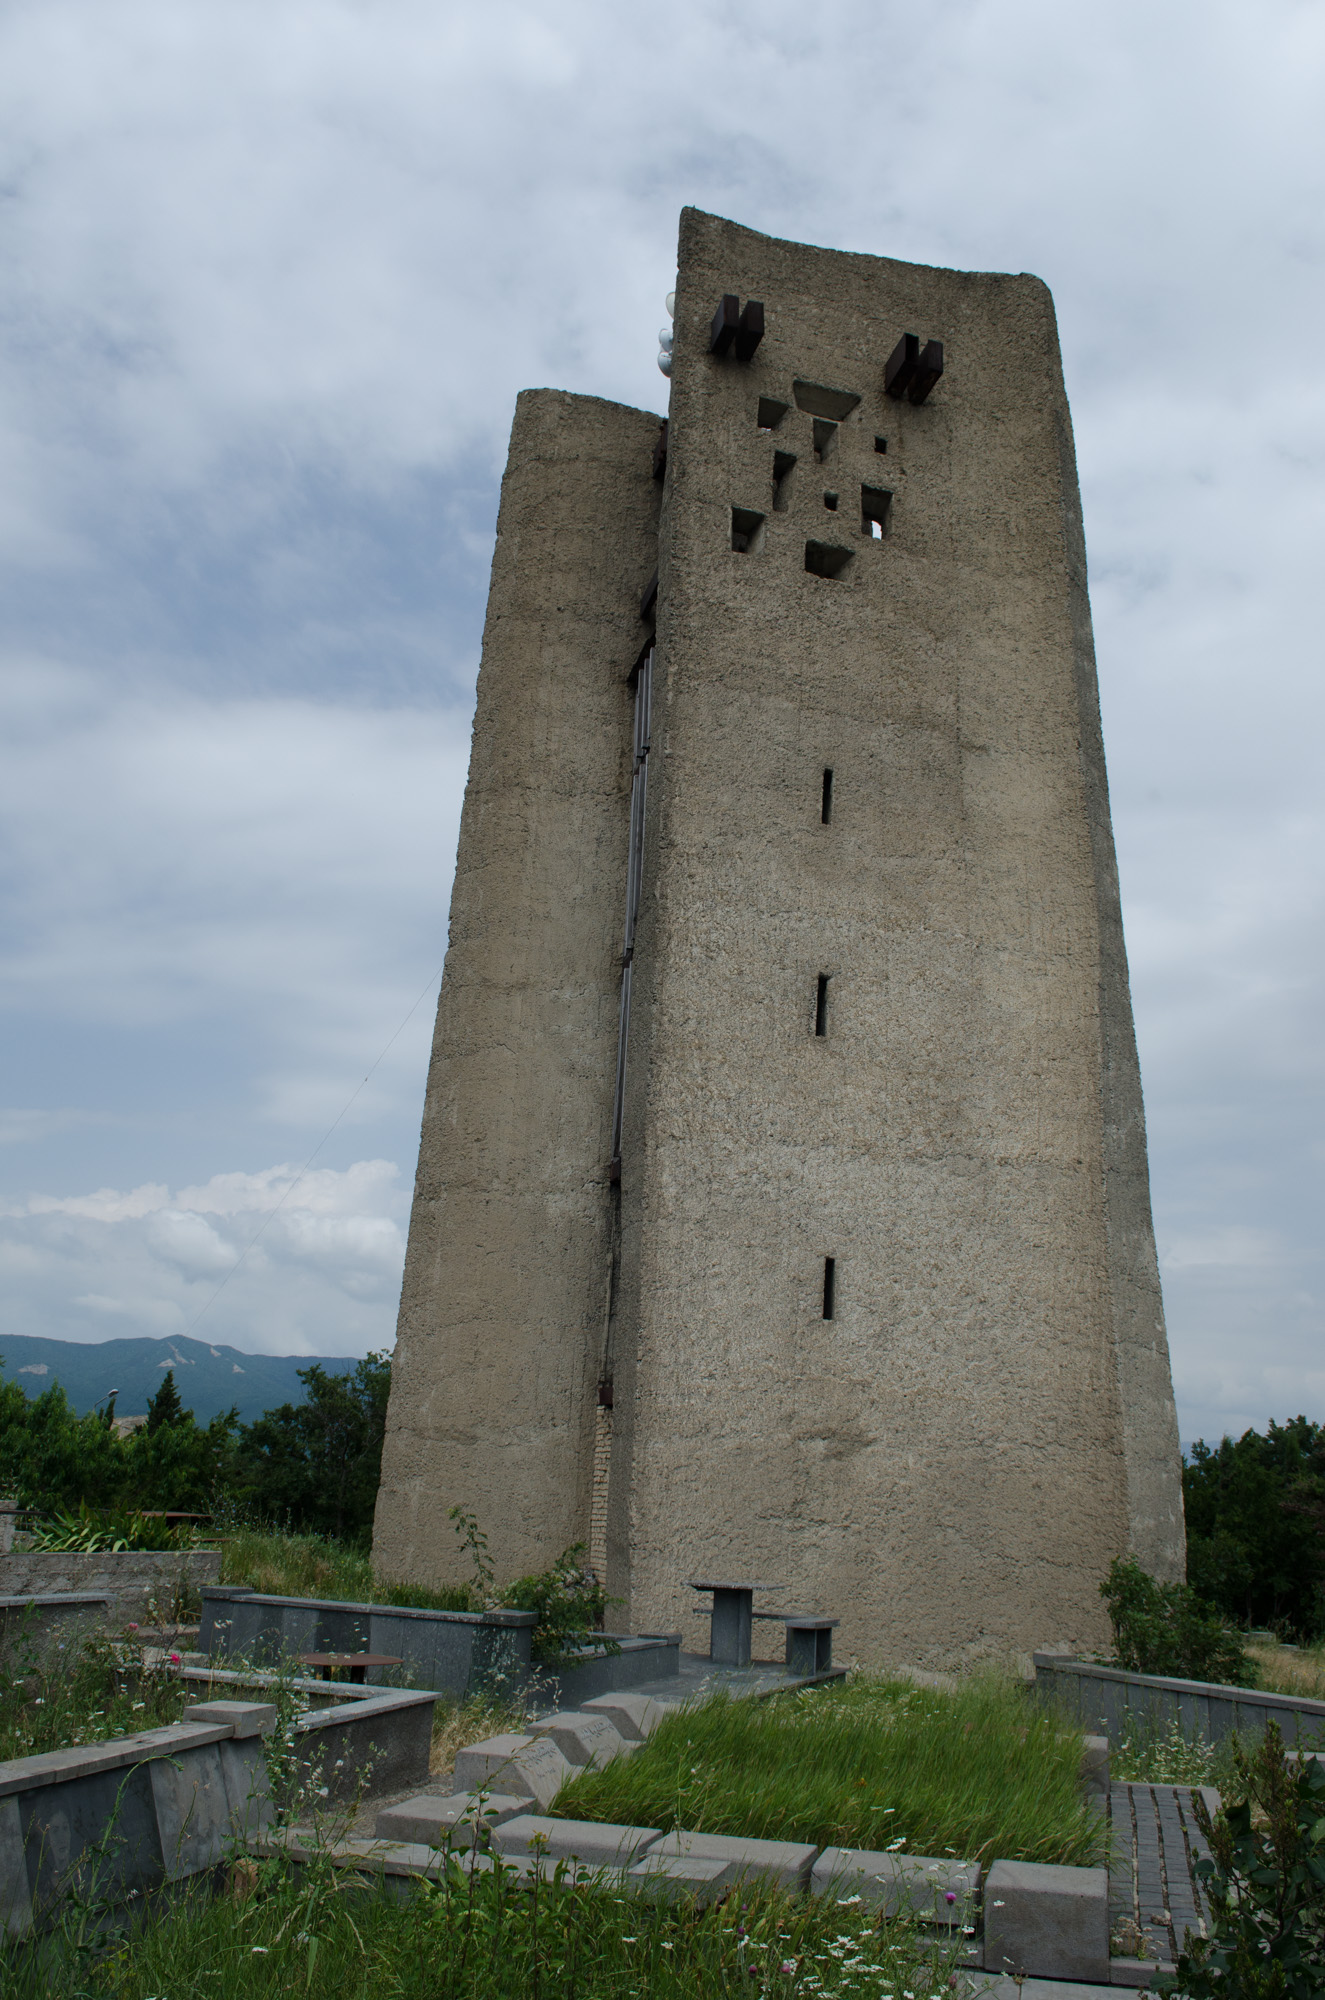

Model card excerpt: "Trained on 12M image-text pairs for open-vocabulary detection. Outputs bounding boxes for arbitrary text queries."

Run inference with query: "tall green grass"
[557,1674,1102,1867]
[1,1848,966,2000]
[218,1526,474,1610]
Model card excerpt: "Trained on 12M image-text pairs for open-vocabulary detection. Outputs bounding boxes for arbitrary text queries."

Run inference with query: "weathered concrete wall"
[0,1550,220,1628]
[605,211,1182,1665]
[373,389,663,1585]
[373,211,1182,1667]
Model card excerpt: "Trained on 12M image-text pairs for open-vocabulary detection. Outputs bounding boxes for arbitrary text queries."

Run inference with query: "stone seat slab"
[494,1814,661,1866]
[813,1846,981,1922]
[525,1711,630,1767]
[646,1828,818,1892]
[374,1792,534,1843]
[452,1732,574,1808]
[580,1692,667,1740]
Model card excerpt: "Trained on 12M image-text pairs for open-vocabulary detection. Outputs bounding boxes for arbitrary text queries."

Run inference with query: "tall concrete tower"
[373,209,1184,1667]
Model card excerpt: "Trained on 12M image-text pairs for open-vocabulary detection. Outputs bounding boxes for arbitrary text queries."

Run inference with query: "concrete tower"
[372,209,1184,1667]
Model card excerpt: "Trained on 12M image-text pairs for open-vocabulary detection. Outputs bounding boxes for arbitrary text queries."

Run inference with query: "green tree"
[0,1376,125,1512]
[1184,1419,1325,1639]
[146,1369,188,1432]
[232,1353,390,1542]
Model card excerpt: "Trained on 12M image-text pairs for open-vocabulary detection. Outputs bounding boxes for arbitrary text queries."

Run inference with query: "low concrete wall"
[1033,1652,1325,1747]
[0,1550,221,1629]
[548,1635,680,1708]
[0,1705,273,1938]
[0,1680,438,1935]
[201,1586,536,1699]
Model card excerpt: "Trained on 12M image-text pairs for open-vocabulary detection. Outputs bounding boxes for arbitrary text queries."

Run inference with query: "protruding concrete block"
[526,1712,627,1767]
[626,1851,740,1903]
[184,1700,278,1738]
[983,1859,1109,1983]
[812,1847,980,1922]
[645,1828,818,1893]
[452,1732,574,1808]
[1079,1735,1109,1795]
[374,1792,534,1843]
[494,1814,660,1866]
[581,1692,667,1741]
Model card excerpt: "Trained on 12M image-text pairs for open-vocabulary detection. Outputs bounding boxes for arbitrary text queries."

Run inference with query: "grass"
[1,1844,968,2000]
[0,1626,193,1763]
[218,1524,475,1611]
[1247,1638,1325,1702]
[556,1673,1101,1868]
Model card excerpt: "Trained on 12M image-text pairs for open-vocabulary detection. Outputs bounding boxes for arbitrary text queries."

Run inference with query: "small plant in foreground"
[1101,1556,1257,1686]
[1159,1722,1325,2000]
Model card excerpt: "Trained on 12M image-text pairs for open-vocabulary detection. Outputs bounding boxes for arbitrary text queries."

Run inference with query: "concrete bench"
[751,1610,838,1675]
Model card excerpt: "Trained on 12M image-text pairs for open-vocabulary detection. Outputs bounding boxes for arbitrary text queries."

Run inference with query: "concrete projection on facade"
[373,209,1184,1667]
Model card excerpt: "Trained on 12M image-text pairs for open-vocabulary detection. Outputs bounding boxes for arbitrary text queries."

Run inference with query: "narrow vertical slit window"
[822,1257,836,1321]
[815,974,829,1037]
[821,768,833,824]
[772,451,796,511]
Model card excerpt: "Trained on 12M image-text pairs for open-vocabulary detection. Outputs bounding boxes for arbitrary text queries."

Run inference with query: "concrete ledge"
[983,1858,1110,1983]
[375,1792,534,1843]
[626,1851,739,1902]
[494,1814,660,1866]
[645,1829,818,1893]
[294,1689,437,1804]
[813,1846,980,1922]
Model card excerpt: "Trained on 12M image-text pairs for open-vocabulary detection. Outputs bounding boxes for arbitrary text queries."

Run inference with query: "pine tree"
[146,1369,189,1433]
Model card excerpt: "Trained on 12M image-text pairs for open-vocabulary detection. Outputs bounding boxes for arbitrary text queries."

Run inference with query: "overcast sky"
[0,1,1320,1445]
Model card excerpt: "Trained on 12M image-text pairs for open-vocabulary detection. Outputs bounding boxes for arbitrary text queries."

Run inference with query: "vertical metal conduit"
[609,645,653,1176]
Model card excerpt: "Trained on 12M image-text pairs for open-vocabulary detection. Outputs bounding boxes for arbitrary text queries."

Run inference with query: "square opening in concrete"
[805,541,853,580]
[757,397,789,431]
[731,507,766,553]
[812,419,838,464]
[862,485,892,539]
[874,435,888,453]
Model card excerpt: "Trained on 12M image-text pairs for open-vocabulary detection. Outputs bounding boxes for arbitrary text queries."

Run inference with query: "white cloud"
[0,1160,407,1355]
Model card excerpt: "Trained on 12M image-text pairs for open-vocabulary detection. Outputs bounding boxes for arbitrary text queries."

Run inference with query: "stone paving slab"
[1107,1781,1212,1966]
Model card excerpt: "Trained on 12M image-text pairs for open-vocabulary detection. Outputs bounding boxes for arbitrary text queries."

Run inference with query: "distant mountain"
[0,1333,367,1427]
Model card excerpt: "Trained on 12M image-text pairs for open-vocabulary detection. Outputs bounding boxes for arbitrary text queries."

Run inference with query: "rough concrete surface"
[374,208,1184,1668]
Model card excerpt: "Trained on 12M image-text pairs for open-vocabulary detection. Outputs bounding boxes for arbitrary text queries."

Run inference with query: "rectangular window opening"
[812,418,838,464]
[772,451,796,512]
[861,485,892,539]
[815,973,829,1037]
[805,540,853,580]
[821,768,833,825]
[731,505,766,553]
[822,1257,836,1321]
[757,396,789,432]
[823,491,839,511]
[874,436,888,454]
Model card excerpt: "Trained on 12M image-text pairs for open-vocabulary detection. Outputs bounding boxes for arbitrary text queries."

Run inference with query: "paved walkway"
[1108,1780,1215,1966]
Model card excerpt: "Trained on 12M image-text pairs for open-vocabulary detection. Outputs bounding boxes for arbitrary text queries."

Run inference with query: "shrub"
[1101,1557,1257,1685]
[1161,1723,1325,2000]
